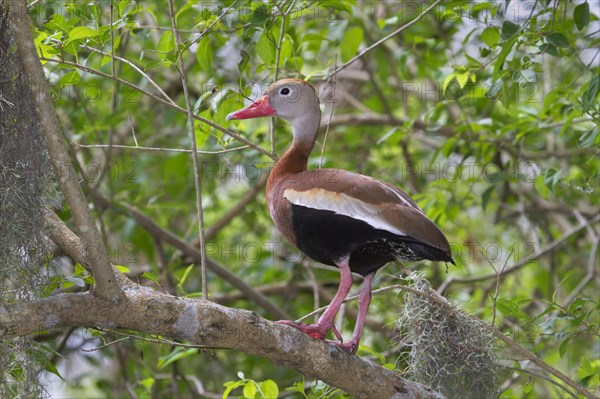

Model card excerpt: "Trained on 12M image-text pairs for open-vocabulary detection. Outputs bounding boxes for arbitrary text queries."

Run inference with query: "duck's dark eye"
[280,87,290,95]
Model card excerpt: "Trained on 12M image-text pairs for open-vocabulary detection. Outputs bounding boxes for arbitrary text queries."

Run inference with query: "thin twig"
[319,57,337,168]
[490,248,513,328]
[81,335,132,351]
[27,0,42,8]
[270,0,297,154]
[191,0,239,46]
[504,366,578,398]
[127,112,139,147]
[39,57,276,160]
[73,142,249,155]
[167,0,209,299]
[328,0,445,78]
[81,44,176,105]
[438,213,600,292]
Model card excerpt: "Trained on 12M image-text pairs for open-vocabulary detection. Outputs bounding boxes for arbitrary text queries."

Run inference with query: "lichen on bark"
[0,1,54,397]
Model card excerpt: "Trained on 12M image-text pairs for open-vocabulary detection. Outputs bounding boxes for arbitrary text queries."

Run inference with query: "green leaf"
[580,374,594,387]
[535,175,550,199]
[140,377,154,391]
[259,380,279,399]
[60,71,80,87]
[481,185,495,211]
[285,379,308,399]
[45,361,64,381]
[141,271,159,285]
[249,2,271,24]
[65,276,85,287]
[175,0,194,23]
[243,382,256,399]
[581,76,600,112]
[501,21,519,39]
[559,337,571,358]
[285,56,303,70]
[223,380,246,399]
[442,73,457,95]
[177,264,195,293]
[465,53,481,68]
[238,50,250,74]
[497,298,529,321]
[340,26,363,62]
[539,43,558,56]
[547,32,569,48]
[45,14,71,33]
[196,37,212,72]
[544,168,561,191]
[455,72,469,89]
[256,33,275,64]
[577,127,599,148]
[485,78,503,98]
[481,27,500,47]
[493,35,518,78]
[279,40,293,61]
[157,31,175,55]
[65,26,99,45]
[513,69,537,84]
[114,265,130,273]
[574,2,590,31]
[157,347,196,369]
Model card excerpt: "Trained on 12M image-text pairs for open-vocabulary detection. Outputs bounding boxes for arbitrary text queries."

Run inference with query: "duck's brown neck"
[267,113,320,191]
[268,141,311,186]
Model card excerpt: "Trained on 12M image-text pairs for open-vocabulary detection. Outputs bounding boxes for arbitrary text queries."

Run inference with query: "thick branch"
[10,0,121,301]
[0,288,444,399]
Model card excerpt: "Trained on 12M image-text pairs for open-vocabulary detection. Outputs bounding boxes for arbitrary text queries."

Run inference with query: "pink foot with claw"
[277,264,374,356]
[277,320,343,341]
[279,319,358,353]
[330,339,359,354]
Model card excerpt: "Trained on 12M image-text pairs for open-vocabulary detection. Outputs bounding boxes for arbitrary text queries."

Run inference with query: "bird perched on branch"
[227,78,453,354]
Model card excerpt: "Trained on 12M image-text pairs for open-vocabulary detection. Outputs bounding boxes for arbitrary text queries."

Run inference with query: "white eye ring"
[280,87,290,95]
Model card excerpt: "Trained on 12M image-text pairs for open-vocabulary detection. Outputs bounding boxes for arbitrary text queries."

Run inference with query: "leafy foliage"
[3,0,599,397]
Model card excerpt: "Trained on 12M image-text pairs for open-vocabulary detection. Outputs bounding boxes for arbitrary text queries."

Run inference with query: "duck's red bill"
[226,95,277,120]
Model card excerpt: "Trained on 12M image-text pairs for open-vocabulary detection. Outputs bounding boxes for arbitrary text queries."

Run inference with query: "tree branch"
[0,288,444,399]
[92,195,289,320]
[38,57,276,160]
[437,213,600,292]
[10,0,122,301]
[167,0,209,299]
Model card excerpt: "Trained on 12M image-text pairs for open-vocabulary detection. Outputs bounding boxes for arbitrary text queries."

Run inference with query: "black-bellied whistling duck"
[226,78,453,354]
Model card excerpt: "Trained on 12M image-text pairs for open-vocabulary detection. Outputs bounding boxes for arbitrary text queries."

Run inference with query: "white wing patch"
[284,188,406,236]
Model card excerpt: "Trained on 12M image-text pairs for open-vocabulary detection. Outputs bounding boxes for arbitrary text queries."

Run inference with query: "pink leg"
[334,272,374,354]
[278,259,353,340]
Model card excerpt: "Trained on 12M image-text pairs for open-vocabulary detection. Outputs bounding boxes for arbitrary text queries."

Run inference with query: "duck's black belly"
[290,204,445,276]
